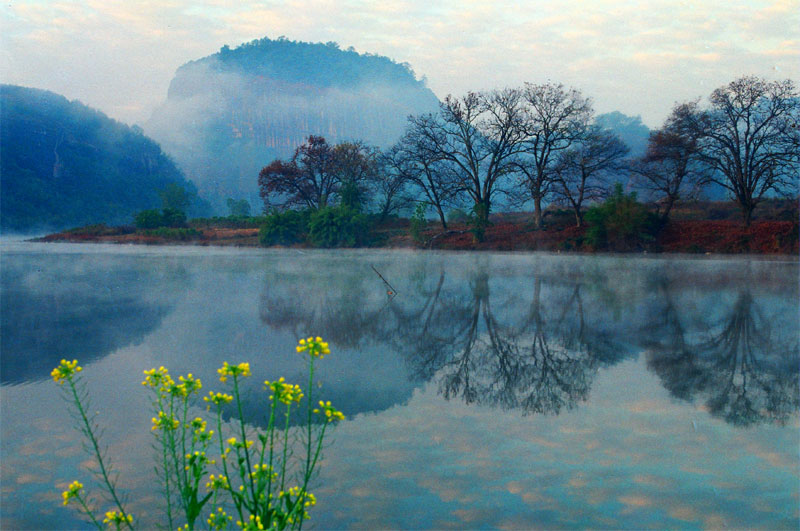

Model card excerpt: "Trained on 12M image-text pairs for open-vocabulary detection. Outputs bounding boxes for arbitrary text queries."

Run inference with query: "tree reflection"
[259,262,626,417]
[393,270,624,415]
[646,284,799,427]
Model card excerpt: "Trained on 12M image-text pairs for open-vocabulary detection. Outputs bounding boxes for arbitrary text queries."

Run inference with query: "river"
[1,241,798,529]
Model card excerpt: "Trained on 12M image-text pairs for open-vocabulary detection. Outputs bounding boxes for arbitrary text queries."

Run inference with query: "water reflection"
[645,281,799,427]
[0,254,187,385]
[2,246,797,529]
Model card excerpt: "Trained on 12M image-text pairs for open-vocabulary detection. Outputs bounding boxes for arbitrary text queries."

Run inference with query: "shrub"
[584,183,660,251]
[259,210,310,246]
[134,209,163,229]
[308,206,370,247]
[447,208,470,224]
[409,203,427,244]
[161,207,187,228]
[53,337,342,530]
[468,203,490,243]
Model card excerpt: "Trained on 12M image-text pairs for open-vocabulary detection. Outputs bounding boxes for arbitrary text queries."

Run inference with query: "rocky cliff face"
[146,38,440,212]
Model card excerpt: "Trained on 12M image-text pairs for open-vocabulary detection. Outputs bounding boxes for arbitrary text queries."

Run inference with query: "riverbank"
[37,217,799,255]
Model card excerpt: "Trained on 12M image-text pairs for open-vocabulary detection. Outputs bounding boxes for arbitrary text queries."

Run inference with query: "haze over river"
[1,241,798,529]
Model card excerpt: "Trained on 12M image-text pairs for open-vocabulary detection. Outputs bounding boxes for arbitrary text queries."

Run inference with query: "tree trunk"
[533,196,543,229]
[436,205,448,230]
[742,205,753,227]
[660,197,675,225]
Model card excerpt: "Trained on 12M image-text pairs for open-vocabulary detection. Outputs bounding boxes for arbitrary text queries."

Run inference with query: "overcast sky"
[2,0,798,128]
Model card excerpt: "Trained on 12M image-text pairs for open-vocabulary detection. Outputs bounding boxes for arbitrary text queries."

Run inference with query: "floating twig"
[371,265,398,297]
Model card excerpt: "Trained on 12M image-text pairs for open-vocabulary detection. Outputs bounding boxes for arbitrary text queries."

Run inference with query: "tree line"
[258,76,799,236]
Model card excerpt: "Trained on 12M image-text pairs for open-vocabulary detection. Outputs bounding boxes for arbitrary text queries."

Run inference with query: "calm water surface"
[1,241,798,529]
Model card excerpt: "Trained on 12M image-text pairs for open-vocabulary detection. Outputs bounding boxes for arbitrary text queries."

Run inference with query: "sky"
[1,0,798,128]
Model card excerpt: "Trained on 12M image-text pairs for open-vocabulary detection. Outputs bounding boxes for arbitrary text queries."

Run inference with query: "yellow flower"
[217,362,251,383]
[204,391,233,405]
[265,377,303,405]
[208,506,233,529]
[178,373,202,395]
[141,366,174,390]
[205,474,230,491]
[295,337,331,359]
[61,480,83,505]
[102,510,133,526]
[51,359,82,384]
[151,411,180,431]
[189,417,207,433]
[315,400,345,422]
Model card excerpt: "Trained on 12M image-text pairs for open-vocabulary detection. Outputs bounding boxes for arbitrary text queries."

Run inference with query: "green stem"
[214,405,245,524]
[232,375,258,510]
[66,377,132,529]
[74,492,103,530]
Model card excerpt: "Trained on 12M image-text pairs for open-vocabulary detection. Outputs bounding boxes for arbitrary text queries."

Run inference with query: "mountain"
[0,85,208,233]
[594,111,651,158]
[145,37,441,213]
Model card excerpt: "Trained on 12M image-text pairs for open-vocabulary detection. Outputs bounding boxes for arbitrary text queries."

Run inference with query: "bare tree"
[405,88,527,232]
[331,141,380,210]
[384,124,463,229]
[517,82,594,229]
[371,150,413,223]
[630,103,707,223]
[552,127,629,227]
[687,77,799,226]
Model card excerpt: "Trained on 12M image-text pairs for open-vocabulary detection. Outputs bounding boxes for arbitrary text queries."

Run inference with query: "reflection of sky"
[1,243,798,528]
[313,359,799,529]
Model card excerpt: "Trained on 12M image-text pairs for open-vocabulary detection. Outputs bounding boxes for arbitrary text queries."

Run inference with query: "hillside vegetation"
[1,85,207,232]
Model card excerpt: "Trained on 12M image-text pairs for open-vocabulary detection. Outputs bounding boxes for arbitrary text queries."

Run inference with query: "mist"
[144,41,440,214]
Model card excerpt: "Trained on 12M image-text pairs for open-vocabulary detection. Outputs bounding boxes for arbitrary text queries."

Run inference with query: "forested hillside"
[145,37,440,212]
[1,85,207,232]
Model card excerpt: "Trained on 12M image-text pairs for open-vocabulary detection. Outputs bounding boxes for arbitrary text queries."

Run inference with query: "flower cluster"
[249,463,278,482]
[172,373,202,397]
[295,337,330,359]
[103,510,133,526]
[141,366,174,389]
[226,436,254,451]
[313,400,345,422]
[208,507,233,529]
[283,486,316,509]
[151,411,180,431]
[61,480,83,506]
[217,362,251,383]
[184,450,214,472]
[264,377,304,405]
[205,474,230,491]
[237,514,266,530]
[204,391,233,406]
[51,359,82,385]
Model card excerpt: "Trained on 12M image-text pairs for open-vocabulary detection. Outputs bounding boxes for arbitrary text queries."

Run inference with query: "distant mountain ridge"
[0,85,207,232]
[145,37,441,212]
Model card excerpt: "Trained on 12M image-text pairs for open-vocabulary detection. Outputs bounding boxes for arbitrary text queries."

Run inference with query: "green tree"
[135,209,163,229]
[584,183,659,251]
[159,183,191,212]
[227,198,252,217]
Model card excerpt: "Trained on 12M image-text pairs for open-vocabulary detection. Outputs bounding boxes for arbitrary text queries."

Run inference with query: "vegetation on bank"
[54,337,343,530]
[40,197,798,255]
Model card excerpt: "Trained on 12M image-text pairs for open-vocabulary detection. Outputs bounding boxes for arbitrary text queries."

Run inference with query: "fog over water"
[1,241,797,529]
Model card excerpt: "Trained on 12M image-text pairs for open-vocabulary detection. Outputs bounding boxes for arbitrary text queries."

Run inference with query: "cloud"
[2,1,798,127]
